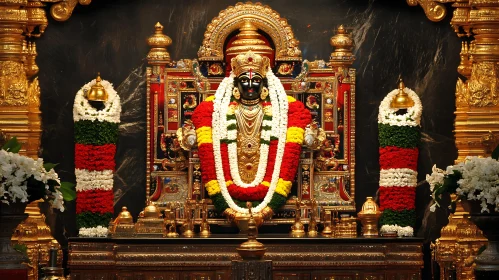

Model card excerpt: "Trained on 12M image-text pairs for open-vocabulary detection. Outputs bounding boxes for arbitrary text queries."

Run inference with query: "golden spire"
[147,22,172,65]
[329,25,355,67]
[226,19,273,58]
[86,72,108,102]
[390,79,415,109]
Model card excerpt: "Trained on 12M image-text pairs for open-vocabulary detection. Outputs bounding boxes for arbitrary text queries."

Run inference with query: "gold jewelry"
[240,98,260,106]
[233,87,240,100]
[260,87,269,100]
[231,51,270,77]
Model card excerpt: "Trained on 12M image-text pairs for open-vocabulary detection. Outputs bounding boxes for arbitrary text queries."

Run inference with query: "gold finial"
[358,197,382,237]
[236,202,266,260]
[226,19,274,59]
[114,206,133,224]
[329,25,355,67]
[86,72,108,102]
[147,22,172,65]
[231,50,270,77]
[390,78,415,109]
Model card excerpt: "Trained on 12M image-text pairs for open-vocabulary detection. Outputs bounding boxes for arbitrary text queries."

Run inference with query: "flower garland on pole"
[192,69,310,215]
[377,86,422,237]
[73,77,120,237]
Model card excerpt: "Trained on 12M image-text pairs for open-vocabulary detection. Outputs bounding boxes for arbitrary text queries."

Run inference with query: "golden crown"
[231,51,270,77]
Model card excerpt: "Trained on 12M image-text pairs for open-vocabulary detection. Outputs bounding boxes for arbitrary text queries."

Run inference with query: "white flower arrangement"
[73,78,121,123]
[380,224,414,237]
[211,70,289,213]
[0,149,64,211]
[78,226,109,237]
[75,169,114,192]
[379,168,418,187]
[378,87,422,127]
[428,154,499,213]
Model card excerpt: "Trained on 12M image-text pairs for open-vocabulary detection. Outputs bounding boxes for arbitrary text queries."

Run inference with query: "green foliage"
[13,244,29,262]
[433,169,462,206]
[74,120,119,145]
[76,212,113,229]
[268,193,287,212]
[2,136,22,153]
[380,209,416,227]
[59,182,76,201]
[211,193,229,213]
[378,123,420,148]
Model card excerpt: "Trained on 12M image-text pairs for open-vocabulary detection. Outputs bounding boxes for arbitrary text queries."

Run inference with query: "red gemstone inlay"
[246,164,252,170]
[248,57,253,62]
[248,144,252,148]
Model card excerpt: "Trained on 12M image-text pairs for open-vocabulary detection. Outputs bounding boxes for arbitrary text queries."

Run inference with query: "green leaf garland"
[378,123,420,148]
[74,120,119,145]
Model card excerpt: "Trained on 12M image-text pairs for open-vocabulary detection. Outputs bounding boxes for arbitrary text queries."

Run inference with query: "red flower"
[198,143,217,183]
[379,146,418,170]
[378,186,415,211]
[75,143,116,171]
[288,101,311,128]
[76,189,114,214]
[279,142,302,181]
[192,101,214,128]
[227,183,268,201]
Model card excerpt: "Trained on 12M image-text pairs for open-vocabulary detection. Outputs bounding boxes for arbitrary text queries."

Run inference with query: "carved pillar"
[451,1,499,160]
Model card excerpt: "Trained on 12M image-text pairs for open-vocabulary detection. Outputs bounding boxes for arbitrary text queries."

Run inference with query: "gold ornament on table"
[357,197,381,237]
[236,202,266,260]
[390,79,414,109]
[336,215,357,238]
[165,203,179,238]
[85,72,108,102]
[199,200,211,237]
[181,200,195,238]
[110,206,135,237]
[290,199,305,237]
[307,199,318,237]
[135,201,166,237]
[321,209,334,237]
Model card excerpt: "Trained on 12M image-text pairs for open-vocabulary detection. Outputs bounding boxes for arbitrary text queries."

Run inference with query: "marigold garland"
[377,86,421,237]
[193,70,310,215]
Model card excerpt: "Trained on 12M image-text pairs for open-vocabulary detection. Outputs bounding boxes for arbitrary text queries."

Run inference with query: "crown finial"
[390,78,415,109]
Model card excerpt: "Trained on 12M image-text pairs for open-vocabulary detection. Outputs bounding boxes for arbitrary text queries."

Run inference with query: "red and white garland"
[378,87,422,237]
[74,78,120,237]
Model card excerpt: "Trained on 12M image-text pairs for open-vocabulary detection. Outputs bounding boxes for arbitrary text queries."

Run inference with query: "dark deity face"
[236,72,264,101]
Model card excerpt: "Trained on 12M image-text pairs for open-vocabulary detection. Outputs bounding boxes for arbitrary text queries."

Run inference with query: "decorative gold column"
[408,1,499,280]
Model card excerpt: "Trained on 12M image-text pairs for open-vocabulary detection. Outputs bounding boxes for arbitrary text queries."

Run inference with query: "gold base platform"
[68,235,423,280]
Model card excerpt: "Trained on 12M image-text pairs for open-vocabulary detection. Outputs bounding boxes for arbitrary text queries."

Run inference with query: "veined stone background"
[37,1,458,274]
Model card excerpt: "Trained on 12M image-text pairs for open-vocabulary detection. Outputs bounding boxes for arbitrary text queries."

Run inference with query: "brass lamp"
[85,72,108,102]
[236,202,266,260]
[390,79,414,109]
[357,197,381,237]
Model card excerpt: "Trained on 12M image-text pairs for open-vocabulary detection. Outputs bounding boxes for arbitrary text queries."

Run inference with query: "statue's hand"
[304,121,324,149]
[176,121,197,151]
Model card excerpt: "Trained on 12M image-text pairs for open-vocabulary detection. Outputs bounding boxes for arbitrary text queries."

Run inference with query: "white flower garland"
[73,78,121,123]
[379,168,418,187]
[212,70,289,213]
[78,226,109,237]
[0,150,64,211]
[380,224,414,237]
[378,87,422,127]
[75,169,113,191]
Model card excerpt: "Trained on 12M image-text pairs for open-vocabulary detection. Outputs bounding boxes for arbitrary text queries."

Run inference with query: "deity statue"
[192,50,312,222]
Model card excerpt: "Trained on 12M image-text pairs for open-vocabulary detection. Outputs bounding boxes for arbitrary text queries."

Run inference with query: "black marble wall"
[37,0,459,252]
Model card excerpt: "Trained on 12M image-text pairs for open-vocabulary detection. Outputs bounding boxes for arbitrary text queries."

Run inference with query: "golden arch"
[197,2,302,61]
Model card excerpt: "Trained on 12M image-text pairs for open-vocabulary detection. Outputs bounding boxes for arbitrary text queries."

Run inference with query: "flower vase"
[0,202,28,270]
[461,199,499,280]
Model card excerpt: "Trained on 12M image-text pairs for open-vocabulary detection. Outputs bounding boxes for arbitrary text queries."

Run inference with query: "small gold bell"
[390,79,414,109]
[86,72,108,102]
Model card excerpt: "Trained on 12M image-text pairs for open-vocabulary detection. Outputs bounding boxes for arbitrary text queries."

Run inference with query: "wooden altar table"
[68,235,423,280]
